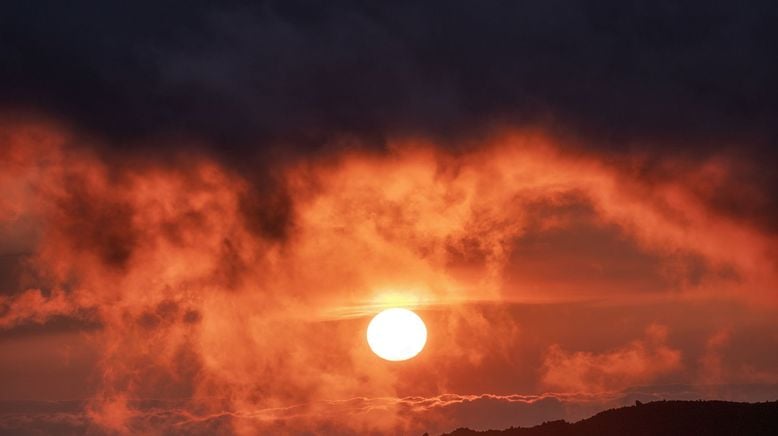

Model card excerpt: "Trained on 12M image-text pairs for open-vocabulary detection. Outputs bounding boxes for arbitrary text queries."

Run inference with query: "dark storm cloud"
[3,0,778,235]
[2,0,777,151]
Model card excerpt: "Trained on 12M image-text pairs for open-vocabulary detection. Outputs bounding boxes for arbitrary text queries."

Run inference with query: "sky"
[1,1,777,435]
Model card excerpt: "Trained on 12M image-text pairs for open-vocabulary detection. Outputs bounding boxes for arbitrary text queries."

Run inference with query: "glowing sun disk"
[366,308,427,361]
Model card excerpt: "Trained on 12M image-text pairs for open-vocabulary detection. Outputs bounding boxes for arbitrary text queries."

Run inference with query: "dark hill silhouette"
[437,400,778,436]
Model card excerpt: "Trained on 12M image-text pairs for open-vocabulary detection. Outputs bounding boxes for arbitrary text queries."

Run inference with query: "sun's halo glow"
[366,308,427,361]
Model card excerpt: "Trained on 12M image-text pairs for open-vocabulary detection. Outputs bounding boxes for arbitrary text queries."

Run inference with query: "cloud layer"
[1,2,777,434]
[1,120,777,434]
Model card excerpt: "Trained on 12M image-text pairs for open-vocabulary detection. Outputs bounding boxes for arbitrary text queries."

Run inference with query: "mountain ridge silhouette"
[435,400,778,436]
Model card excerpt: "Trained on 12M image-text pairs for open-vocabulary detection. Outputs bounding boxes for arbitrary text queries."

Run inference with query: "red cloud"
[1,120,776,434]
[541,324,682,392]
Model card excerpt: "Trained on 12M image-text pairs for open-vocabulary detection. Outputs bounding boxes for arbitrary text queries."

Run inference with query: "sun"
[367,308,427,361]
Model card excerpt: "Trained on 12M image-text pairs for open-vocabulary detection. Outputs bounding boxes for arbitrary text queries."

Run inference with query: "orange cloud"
[541,324,682,392]
[1,119,776,434]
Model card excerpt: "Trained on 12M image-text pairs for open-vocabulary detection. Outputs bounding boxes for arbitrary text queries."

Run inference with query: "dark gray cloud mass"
[2,1,777,152]
[4,0,778,237]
